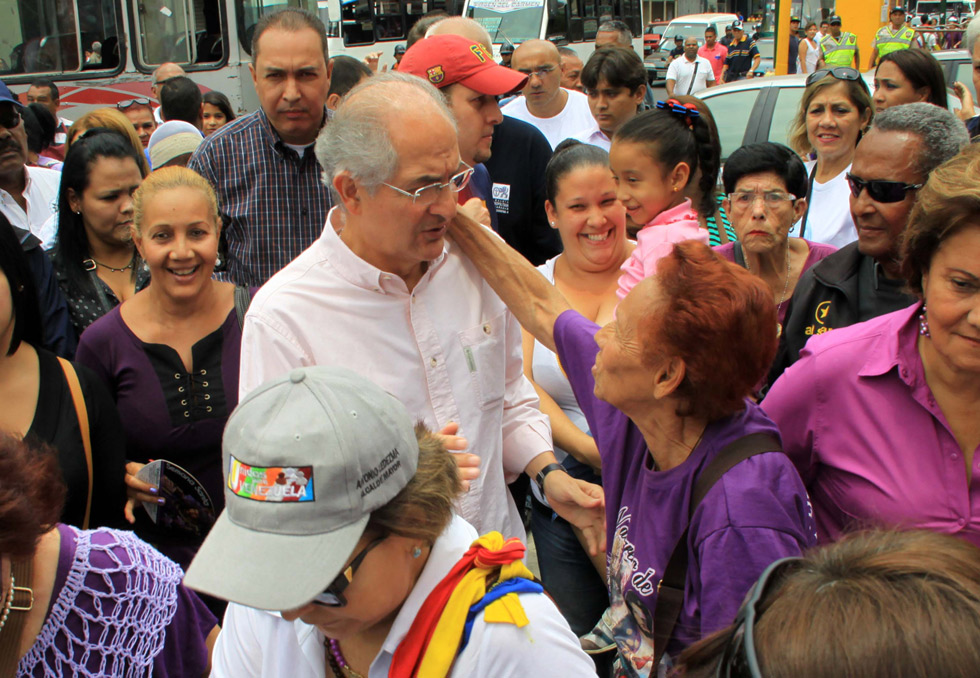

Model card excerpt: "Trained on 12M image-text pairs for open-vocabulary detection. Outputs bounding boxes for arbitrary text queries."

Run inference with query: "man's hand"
[459,197,491,228]
[544,471,606,556]
[954,82,976,120]
[364,51,382,72]
[124,461,158,524]
[437,422,480,491]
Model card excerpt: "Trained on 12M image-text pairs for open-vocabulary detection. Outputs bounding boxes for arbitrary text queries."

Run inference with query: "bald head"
[512,39,560,66]
[426,16,492,50]
[512,39,565,116]
[152,62,186,99]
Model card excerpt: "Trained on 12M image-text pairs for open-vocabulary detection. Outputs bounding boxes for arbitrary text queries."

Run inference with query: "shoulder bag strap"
[799,163,817,241]
[686,61,700,95]
[57,357,93,530]
[651,432,781,665]
[82,260,115,316]
[0,557,34,675]
[234,284,252,332]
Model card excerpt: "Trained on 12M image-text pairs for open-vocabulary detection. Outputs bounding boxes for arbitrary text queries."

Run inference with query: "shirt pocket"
[457,311,507,410]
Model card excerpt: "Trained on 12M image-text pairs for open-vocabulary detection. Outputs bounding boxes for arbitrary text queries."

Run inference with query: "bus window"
[581,0,597,40]
[405,0,449,29]
[373,0,405,39]
[239,0,319,55]
[0,0,123,77]
[133,0,227,68]
[341,0,375,46]
[466,0,545,45]
[567,0,583,42]
[546,0,569,41]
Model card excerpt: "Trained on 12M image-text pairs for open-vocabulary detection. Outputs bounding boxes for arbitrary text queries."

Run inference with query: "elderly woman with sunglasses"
[789,66,874,249]
[184,366,596,678]
[763,143,980,547]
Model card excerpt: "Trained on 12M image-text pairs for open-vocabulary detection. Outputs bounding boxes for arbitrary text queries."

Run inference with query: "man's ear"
[652,355,686,400]
[333,171,362,214]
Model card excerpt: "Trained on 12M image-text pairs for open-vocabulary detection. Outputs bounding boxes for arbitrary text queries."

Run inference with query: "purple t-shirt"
[554,311,816,673]
[18,524,215,677]
[714,239,837,327]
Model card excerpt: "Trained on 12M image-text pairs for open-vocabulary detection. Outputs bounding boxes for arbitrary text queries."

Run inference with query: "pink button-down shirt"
[239,208,552,539]
[763,303,980,546]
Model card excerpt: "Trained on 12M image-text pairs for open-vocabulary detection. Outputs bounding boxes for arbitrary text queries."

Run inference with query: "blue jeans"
[530,497,609,637]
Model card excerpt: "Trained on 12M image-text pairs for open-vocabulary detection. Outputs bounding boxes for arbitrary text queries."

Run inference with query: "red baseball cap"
[398,34,528,96]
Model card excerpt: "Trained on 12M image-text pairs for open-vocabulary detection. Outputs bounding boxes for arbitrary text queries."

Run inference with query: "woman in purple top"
[75,167,247,588]
[449,213,816,675]
[0,434,217,677]
[763,145,980,547]
[715,143,837,335]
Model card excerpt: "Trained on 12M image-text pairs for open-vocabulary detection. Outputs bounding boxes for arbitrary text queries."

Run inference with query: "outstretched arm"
[449,209,571,353]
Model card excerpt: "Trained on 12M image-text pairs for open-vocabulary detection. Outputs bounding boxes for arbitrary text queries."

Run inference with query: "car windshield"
[467,0,544,45]
[661,23,706,45]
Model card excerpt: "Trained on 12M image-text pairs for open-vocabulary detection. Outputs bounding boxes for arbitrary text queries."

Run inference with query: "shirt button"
[483,324,491,335]
[174,373,181,380]
[958,518,966,527]
[184,411,190,418]
[430,357,437,367]
[901,368,909,378]
[200,369,207,376]
[952,452,959,460]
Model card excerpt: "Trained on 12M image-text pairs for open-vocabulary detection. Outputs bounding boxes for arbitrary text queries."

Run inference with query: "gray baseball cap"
[183,366,419,611]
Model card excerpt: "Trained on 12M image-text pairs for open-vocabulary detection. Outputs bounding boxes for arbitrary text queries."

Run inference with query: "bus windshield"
[914,1,972,17]
[466,0,544,45]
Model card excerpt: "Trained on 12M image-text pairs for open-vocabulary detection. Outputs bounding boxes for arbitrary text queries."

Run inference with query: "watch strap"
[535,462,566,494]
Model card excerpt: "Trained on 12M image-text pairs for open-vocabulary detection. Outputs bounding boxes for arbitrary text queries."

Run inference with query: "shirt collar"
[320,206,449,294]
[857,302,923,384]
[256,106,329,158]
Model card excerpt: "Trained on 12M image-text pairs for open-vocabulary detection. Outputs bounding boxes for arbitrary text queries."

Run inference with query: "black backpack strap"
[651,432,781,665]
[234,285,252,332]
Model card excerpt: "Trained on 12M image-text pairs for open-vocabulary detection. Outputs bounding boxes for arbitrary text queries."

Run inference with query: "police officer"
[393,43,407,66]
[818,15,859,69]
[868,6,916,69]
[669,34,685,61]
[500,41,515,67]
[720,20,760,82]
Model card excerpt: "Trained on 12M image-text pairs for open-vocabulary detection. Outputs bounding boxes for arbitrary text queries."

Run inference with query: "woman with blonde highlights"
[75,167,250,615]
[66,108,151,175]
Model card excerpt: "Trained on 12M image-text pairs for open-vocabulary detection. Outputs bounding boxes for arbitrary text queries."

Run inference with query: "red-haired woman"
[0,434,218,676]
[448,215,817,674]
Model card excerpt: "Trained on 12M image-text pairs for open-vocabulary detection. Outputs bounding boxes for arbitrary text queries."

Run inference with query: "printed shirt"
[554,310,816,672]
[666,55,715,94]
[763,303,980,547]
[724,37,759,75]
[0,165,60,245]
[186,107,331,286]
[210,516,596,678]
[238,208,552,540]
[698,42,729,81]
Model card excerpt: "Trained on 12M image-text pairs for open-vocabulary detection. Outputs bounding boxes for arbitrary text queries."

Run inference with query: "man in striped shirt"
[188,8,332,286]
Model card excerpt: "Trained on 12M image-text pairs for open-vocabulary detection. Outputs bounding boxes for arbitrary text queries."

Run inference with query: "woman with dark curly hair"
[764,143,980,546]
[0,434,217,676]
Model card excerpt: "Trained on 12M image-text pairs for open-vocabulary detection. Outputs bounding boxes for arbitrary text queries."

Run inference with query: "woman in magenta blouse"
[764,146,980,546]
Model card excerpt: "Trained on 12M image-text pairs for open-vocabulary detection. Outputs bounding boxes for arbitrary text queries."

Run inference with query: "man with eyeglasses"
[502,40,595,148]
[117,98,157,148]
[770,103,968,381]
[239,72,603,545]
[0,80,76,358]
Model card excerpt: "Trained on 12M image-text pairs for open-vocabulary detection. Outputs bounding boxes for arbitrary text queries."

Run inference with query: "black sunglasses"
[715,557,801,678]
[846,173,923,203]
[312,536,386,607]
[806,66,869,92]
[0,105,22,129]
[116,97,152,110]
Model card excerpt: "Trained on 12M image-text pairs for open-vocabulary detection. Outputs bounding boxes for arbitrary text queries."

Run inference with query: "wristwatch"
[535,462,567,494]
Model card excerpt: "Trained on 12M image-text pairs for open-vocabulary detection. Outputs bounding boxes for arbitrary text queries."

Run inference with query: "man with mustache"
[188,8,332,286]
[239,72,605,546]
[770,103,967,382]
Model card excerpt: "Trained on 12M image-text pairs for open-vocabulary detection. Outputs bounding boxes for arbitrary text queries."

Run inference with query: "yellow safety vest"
[822,32,858,66]
[875,25,916,57]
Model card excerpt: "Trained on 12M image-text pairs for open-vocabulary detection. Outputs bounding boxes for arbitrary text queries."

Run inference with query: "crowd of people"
[1,6,980,678]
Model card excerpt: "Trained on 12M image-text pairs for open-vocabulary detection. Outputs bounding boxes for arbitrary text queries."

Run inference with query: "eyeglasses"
[381,163,474,205]
[806,66,869,92]
[516,64,556,78]
[116,98,152,110]
[715,557,801,678]
[0,105,22,129]
[312,536,386,607]
[727,190,798,210]
[845,173,922,203]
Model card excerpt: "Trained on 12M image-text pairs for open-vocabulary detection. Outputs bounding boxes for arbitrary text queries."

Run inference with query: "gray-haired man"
[772,102,970,381]
[238,72,605,547]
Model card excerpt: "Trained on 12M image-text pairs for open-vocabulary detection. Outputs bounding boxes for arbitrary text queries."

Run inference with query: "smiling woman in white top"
[788,67,874,248]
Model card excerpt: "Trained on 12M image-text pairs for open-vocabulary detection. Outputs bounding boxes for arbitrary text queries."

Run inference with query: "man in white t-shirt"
[665,36,715,96]
[502,40,594,148]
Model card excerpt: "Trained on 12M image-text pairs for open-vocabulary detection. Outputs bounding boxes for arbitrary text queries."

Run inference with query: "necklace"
[745,246,791,338]
[0,570,14,635]
[91,256,135,273]
[326,638,364,678]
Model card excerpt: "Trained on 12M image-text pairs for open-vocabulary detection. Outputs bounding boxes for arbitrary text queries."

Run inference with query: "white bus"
[0,0,325,116]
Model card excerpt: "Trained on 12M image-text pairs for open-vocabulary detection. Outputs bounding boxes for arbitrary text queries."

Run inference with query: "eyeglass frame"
[116,98,152,110]
[726,190,799,210]
[845,173,923,204]
[715,557,802,678]
[0,103,22,130]
[311,536,387,608]
[515,64,558,79]
[805,66,870,93]
[380,162,475,205]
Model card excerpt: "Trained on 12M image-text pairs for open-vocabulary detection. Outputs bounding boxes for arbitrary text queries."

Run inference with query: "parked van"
[644,12,739,81]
